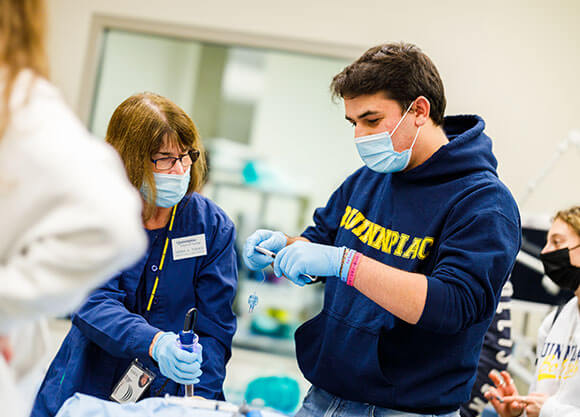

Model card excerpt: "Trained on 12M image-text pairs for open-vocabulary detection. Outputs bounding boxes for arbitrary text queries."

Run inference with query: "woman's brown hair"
[0,0,49,138]
[106,92,207,220]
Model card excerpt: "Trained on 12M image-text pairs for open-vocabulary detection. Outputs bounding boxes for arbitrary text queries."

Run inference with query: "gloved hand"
[243,229,287,270]
[151,332,203,385]
[274,241,345,286]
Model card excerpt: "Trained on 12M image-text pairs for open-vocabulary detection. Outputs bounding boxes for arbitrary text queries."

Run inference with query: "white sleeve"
[540,397,580,417]
[533,301,580,417]
[0,142,147,332]
[537,310,555,355]
[0,79,147,332]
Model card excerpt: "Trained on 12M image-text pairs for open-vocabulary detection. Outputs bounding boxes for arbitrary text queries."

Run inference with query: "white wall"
[249,51,359,222]
[90,30,202,138]
[46,0,580,215]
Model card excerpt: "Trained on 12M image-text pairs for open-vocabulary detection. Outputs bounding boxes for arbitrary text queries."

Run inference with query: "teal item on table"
[249,315,293,339]
[250,315,279,335]
[242,160,260,184]
[245,376,300,414]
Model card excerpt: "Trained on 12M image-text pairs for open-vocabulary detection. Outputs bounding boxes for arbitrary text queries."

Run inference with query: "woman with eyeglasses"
[32,93,238,417]
[484,206,580,417]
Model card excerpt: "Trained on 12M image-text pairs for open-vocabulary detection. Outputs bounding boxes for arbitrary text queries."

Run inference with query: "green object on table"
[245,376,300,414]
[250,314,294,339]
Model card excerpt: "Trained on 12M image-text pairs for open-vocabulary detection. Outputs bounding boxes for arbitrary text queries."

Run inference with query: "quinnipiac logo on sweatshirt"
[339,206,435,260]
[537,341,579,381]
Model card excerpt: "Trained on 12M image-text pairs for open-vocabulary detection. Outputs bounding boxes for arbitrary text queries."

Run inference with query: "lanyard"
[146,204,177,312]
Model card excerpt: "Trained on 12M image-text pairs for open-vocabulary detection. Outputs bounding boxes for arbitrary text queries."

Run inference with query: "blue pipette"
[179,308,200,397]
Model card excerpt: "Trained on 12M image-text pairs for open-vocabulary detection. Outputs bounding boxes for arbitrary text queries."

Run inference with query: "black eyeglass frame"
[150,149,200,170]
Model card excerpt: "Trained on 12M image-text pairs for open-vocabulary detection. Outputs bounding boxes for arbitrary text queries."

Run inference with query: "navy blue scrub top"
[31,194,238,417]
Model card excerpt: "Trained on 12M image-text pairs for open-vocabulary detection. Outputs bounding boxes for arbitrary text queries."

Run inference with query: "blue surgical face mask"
[354,101,421,173]
[141,168,191,208]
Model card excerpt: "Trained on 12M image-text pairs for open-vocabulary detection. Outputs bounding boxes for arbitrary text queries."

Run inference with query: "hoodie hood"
[397,114,498,182]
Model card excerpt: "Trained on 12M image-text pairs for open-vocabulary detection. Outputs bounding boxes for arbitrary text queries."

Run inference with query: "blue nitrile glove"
[274,241,346,286]
[243,229,287,270]
[152,332,203,385]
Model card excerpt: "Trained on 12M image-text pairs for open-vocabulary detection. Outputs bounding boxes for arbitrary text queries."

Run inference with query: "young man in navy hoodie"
[243,42,521,417]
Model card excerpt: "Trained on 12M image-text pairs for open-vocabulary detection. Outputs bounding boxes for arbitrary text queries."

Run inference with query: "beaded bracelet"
[338,247,348,278]
[346,252,362,287]
[340,249,356,283]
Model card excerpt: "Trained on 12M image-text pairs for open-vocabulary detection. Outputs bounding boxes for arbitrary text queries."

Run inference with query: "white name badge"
[172,234,207,260]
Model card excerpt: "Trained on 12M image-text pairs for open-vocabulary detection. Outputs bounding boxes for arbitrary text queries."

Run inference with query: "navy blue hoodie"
[297,115,521,414]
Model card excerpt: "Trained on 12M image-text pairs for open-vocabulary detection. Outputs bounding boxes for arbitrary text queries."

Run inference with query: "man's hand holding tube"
[243,229,350,286]
[273,241,346,286]
[243,229,287,270]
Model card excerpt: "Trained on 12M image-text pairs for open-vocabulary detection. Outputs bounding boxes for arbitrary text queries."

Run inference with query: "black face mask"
[540,244,580,292]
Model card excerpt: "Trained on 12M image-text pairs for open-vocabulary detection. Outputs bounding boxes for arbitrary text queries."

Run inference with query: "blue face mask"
[354,101,421,173]
[141,168,191,208]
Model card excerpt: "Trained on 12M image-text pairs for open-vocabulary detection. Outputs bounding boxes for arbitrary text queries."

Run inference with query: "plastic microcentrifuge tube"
[248,270,266,313]
[248,292,258,313]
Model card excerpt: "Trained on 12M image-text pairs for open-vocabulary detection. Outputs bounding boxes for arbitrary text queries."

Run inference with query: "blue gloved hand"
[273,241,345,286]
[152,332,203,385]
[243,229,287,270]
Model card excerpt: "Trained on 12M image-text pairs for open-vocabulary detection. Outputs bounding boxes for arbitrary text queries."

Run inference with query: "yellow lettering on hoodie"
[360,222,380,244]
[345,211,364,230]
[340,206,352,227]
[352,219,371,237]
[418,237,434,260]
[336,207,436,261]
[393,233,410,256]
[383,230,399,254]
[369,226,386,250]
[402,237,422,259]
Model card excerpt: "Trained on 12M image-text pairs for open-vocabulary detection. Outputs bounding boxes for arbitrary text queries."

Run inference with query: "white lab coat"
[529,296,580,417]
[0,70,147,417]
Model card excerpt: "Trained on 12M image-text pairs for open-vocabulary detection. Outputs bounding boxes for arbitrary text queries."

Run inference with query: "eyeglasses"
[151,149,200,171]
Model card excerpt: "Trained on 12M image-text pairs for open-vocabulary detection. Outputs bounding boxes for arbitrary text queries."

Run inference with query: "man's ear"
[413,96,430,127]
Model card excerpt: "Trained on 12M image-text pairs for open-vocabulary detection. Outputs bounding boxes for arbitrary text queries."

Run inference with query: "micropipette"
[178,308,200,398]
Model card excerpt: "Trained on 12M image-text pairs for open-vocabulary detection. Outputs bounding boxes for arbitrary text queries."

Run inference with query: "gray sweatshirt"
[530,296,580,417]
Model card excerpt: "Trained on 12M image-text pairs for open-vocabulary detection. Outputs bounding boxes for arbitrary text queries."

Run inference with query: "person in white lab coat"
[0,0,147,416]
[485,206,580,417]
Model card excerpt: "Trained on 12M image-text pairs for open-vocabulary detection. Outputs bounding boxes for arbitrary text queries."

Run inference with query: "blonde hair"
[0,0,49,138]
[555,206,580,237]
[106,92,207,220]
